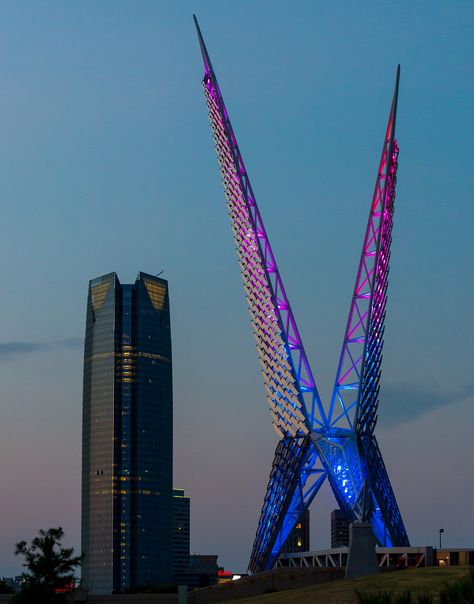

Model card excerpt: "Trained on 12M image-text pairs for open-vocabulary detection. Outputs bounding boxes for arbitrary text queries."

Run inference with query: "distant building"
[186,555,219,588]
[331,509,350,548]
[82,272,173,594]
[282,509,310,553]
[278,546,474,570]
[172,489,190,584]
[436,549,474,566]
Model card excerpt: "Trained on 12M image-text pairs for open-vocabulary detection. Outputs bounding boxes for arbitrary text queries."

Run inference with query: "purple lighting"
[194,18,408,572]
[328,73,400,433]
[195,16,326,438]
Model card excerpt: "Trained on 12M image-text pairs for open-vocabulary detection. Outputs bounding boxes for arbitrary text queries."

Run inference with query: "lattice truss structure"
[194,17,410,574]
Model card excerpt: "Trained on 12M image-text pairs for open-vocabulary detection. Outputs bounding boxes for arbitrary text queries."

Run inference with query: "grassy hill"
[226,567,473,604]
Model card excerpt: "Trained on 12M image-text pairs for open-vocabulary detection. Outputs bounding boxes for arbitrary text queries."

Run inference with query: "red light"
[217,569,233,577]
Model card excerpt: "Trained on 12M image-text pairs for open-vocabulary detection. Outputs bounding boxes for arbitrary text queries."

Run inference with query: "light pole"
[439,528,444,549]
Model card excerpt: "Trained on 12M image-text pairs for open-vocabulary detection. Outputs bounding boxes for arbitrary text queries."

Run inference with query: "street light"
[439,528,445,549]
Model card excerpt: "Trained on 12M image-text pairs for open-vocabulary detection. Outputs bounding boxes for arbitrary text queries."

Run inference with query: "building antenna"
[155,270,165,277]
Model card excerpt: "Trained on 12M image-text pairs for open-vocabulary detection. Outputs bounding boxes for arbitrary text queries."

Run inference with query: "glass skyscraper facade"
[172,489,190,585]
[282,509,310,554]
[82,272,173,594]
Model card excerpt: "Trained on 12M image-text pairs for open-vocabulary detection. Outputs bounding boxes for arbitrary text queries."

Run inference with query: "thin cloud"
[0,338,83,361]
[379,382,471,429]
[58,337,83,349]
[0,342,45,359]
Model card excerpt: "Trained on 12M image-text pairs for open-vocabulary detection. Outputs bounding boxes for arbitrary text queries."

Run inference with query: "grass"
[224,567,473,604]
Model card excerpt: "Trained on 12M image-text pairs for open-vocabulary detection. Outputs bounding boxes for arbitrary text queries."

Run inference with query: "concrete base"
[178,585,187,604]
[345,521,379,579]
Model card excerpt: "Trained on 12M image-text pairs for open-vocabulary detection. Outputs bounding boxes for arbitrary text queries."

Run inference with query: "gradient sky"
[0,0,473,576]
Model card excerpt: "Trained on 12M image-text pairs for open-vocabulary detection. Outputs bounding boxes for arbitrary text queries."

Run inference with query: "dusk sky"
[0,1,473,576]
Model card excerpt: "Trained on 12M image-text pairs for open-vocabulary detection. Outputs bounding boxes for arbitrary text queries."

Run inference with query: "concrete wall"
[76,596,178,603]
[0,591,173,603]
[0,568,344,604]
[187,567,344,603]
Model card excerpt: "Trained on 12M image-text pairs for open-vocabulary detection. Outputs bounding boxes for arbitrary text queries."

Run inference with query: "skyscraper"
[331,509,350,548]
[82,272,173,594]
[282,510,310,554]
[172,489,190,585]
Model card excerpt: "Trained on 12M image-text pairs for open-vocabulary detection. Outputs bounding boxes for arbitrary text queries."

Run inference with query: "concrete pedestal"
[178,585,187,604]
[345,521,379,579]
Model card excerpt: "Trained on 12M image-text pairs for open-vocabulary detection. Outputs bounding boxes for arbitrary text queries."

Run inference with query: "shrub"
[393,591,412,604]
[440,571,474,604]
[415,593,434,604]
[356,590,392,604]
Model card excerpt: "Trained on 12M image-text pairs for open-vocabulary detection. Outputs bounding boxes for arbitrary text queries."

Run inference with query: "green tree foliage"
[13,527,83,604]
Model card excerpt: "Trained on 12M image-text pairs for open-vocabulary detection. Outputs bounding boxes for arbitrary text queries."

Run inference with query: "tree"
[13,527,83,603]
